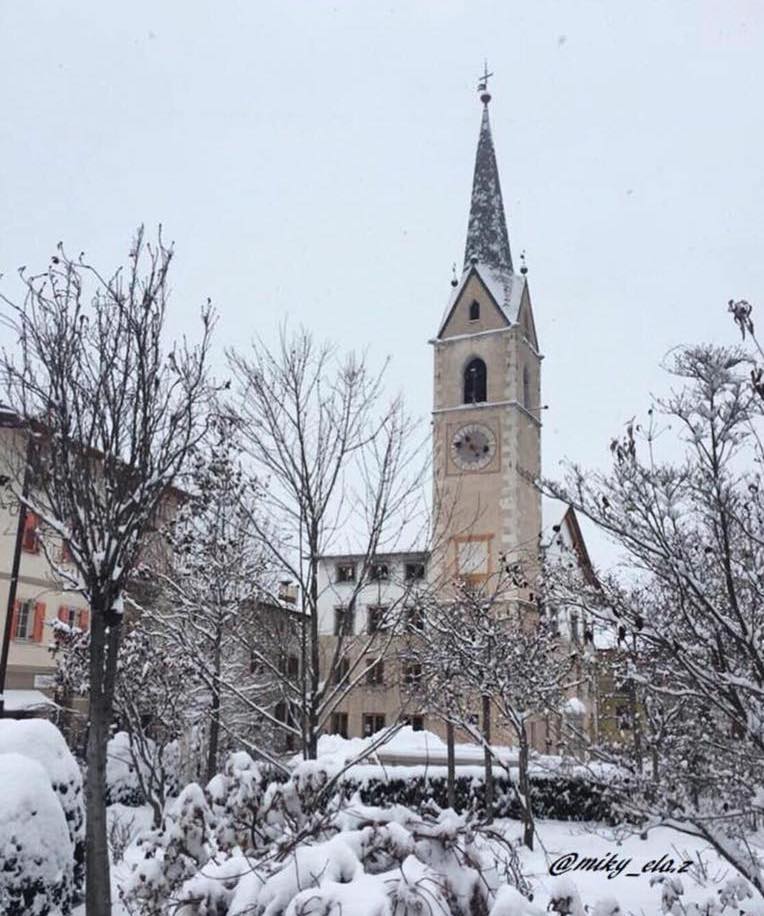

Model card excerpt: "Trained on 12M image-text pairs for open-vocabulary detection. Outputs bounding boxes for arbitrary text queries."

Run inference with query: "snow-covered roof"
[437,262,526,337]
[0,689,56,711]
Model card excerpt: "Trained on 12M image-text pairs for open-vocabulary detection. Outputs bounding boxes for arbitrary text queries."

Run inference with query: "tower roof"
[463,101,513,274]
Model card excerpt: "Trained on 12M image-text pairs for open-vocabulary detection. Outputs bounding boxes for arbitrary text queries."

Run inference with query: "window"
[22,512,40,554]
[362,713,386,737]
[404,562,425,582]
[403,662,422,686]
[522,365,531,410]
[333,657,350,686]
[570,611,580,643]
[469,300,480,321]
[61,538,74,564]
[330,711,349,739]
[58,606,88,630]
[406,605,424,632]
[367,605,387,633]
[14,599,45,642]
[402,714,424,731]
[615,705,632,731]
[369,562,389,582]
[14,600,32,639]
[274,701,296,751]
[334,606,355,636]
[463,358,487,404]
[335,563,356,584]
[58,606,77,628]
[366,658,384,686]
[279,654,299,678]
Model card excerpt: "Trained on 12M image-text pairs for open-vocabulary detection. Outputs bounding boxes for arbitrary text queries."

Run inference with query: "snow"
[562,697,587,716]
[311,725,519,769]
[0,752,74,915]
[0,689,55,711]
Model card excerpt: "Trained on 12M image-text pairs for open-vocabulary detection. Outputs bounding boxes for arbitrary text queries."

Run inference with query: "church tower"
[431,81,542,592]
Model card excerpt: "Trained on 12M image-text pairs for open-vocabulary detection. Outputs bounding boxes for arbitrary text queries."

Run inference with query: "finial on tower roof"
[450,262,459,287]
[477,60,493,106]
[520,250,528,275]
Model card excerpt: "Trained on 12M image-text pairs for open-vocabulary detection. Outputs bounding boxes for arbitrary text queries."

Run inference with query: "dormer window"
[464,358,487,404]
[469,300,480,321]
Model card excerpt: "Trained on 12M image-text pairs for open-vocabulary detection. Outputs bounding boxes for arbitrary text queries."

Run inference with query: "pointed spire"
[463,84,513,274]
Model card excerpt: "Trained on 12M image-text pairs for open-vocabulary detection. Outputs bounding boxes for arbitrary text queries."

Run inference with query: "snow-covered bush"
[122,782,215,914]
[0,753,75,915]
[0,718,85,899]
[121,752,533,916]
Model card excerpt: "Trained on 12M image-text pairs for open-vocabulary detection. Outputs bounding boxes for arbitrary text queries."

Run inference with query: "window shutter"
[77,609,90,631]
[22,512,40,553]
[10,600,19,639]
[32,602,46,642]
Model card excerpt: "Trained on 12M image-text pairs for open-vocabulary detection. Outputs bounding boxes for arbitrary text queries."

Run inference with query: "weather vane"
[477,60,493,104]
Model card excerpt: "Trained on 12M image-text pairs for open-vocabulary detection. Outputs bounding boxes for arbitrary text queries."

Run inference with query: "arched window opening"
[464,358,487,404]
[469,300,480,321]
[522,365,531,410]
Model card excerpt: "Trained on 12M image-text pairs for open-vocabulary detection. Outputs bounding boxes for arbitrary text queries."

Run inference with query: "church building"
[314,81,592,749]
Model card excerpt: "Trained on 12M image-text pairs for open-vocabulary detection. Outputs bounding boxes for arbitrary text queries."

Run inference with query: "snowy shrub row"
[121,751,536,916]
[0,720,85,915]
[338,768,617,823]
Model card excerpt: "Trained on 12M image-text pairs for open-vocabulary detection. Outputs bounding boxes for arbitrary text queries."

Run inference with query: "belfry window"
[463,357,487,404]
[469,300,480,321]
[523,365,531,410]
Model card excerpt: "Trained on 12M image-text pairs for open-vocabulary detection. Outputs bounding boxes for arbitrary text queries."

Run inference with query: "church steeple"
[463,90,513,274]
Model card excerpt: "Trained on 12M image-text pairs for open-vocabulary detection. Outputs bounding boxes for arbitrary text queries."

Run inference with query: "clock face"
[451,423,496,470]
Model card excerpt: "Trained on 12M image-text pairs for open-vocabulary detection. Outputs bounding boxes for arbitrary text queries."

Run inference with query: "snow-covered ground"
[513,819,762,914]
[85,806,762,915]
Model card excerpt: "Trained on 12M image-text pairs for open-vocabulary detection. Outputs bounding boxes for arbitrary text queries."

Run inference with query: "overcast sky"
[2,1,763,567]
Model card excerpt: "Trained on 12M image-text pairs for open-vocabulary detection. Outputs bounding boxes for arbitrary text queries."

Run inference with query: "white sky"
[2,1,763,569]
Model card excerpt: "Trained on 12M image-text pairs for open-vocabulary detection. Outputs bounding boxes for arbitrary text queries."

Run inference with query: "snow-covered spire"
[463,89,513,274]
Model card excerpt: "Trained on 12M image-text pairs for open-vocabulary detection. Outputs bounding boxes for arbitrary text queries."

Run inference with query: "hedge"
[338,769,617,822]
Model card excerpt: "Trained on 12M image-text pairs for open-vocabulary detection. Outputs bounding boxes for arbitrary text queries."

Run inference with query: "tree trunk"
[206,623,222,783]
[85,601,120,916]
[307,546,320,759]
[518,727,534,849]
[482,694,493,822]
[446,719,456,810]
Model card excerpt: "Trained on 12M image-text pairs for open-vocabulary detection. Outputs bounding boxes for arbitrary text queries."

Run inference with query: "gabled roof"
[436,262,526,338]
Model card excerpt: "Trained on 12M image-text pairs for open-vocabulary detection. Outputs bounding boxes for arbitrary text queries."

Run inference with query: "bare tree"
[543,338,764,896]
[227,328,426,758]
[151,414,280,778]
[0,228,214,916]
[412,567,579,848]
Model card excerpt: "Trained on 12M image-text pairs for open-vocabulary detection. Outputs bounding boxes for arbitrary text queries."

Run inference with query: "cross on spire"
[478,60,493,105]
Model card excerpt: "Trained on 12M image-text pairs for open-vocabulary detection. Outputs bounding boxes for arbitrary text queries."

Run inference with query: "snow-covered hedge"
[0,753,75,916]
[0,718,85,901]
[340,768,617,823]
